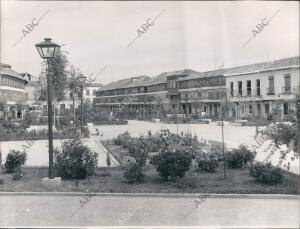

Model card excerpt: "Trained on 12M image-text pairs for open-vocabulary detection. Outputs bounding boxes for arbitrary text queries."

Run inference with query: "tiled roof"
[0,63,27,82]
[144,72,168,86]
[98,56,300,90]
[223,56,300,76]
[177,56,300,81]
[99,75,150,91]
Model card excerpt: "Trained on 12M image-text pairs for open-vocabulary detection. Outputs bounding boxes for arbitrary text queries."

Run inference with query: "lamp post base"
[42,177,62,188]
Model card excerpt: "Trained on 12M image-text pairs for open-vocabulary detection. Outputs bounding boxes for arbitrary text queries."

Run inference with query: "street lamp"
[35,38,60,179]
[77,75,86,134]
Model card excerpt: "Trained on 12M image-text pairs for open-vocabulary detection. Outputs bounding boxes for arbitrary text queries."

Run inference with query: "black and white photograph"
[0,1,299,228]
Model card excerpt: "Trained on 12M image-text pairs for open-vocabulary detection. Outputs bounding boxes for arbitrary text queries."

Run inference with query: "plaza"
[1,1,299,228]
[1,120,298,174]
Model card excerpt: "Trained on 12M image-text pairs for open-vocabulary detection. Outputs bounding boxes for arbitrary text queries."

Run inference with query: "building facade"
[40,83,103,118]
[0,63,29,120]
[94,56,299,121]
[94,69,227,119]
[225,57,300,120]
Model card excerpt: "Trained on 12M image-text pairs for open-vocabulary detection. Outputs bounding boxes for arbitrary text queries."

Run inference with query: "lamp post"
[35,38,60,179]
[221,89,228,179]
[77,75,86,134]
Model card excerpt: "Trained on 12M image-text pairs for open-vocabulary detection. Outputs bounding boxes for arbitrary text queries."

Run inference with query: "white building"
[83,83,103,104]
[40,83,103,117]
[225,56,299,120]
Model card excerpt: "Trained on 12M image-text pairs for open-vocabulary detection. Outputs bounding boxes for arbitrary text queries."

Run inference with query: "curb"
[0,191,299,199]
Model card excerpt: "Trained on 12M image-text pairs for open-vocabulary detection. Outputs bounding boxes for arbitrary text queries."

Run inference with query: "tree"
[35,50,70,102]
[76,100,94,124]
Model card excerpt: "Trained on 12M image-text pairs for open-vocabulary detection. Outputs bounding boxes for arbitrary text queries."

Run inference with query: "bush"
[265,123,297,152]
[0,125,89,141]
[150,145,193,181]
[113,131,131,148]
[4,150,27,173]
[54,138,98,179]
[128,137,150,167]
[197,155,219,173]
[250,162,283,185]
[123,162,145,183]
[226,145,256,169]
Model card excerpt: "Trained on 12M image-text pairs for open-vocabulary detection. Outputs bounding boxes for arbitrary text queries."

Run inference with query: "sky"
[1,1,299,85]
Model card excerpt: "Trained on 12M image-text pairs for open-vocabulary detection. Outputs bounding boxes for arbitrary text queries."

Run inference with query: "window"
[247,80,251,96]
[249,105,253,114]
[284,74,291,93]
[268,76,275,94]
[256,79,261,96]
[265,104,270,114]
[60,104,65,110]
[167,80,177,89]
[257,104,261,116]
[238,81,242,96]
[284,102,289,115]
[230,82,234,97]
[86,89,90,96]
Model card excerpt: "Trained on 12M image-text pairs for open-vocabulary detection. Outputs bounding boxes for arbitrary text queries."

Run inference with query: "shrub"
[113,131,131,148]
[150,145,193,181]
[226,145,256,169]
[0,125,89,141]
[123,162,145,183]
[265,123,297,152]
[250,162,283,185]
[4,150,27,173]
[54,138,98,179]
[197,155,219,173]
[128,137,149,167]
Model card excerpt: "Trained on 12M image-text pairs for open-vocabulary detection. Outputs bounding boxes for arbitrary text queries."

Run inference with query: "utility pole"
[297,83,300,154]
[81,86,84,134]
[72,92,76,124]
[222,89,227,179]
[177,94,179,136]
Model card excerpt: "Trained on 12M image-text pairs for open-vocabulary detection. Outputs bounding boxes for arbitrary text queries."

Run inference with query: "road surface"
[0,194,298,227]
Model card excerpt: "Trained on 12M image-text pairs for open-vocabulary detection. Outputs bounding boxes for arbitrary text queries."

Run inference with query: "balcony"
[266,88,275,95]
[282,86,292,94]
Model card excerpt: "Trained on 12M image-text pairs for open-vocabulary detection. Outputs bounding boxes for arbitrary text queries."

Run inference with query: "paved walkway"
[0,194,299,227]
[0,138,119,167]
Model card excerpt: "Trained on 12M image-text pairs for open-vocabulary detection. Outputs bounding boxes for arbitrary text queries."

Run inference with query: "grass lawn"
[0,165,299,194]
